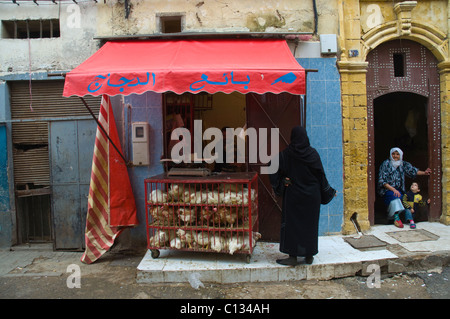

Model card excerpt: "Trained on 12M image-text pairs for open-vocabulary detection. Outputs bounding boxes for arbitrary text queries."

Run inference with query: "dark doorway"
[373,92,429,224]
[366,39,441,224]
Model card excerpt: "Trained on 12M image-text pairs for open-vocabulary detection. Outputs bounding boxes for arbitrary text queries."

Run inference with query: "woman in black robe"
[270,126,336,266]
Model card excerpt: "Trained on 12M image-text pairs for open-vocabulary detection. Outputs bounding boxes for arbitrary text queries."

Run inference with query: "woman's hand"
[393,189,401,198]
[385,183,400,197]
[418,168,432,176]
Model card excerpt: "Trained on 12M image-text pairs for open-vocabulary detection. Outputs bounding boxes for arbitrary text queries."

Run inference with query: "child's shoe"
[409,220,416,229]
[394,214,404,228]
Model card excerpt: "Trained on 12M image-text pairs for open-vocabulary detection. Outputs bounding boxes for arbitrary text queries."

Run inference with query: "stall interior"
[163,91,247,172]
[148,92,259,261]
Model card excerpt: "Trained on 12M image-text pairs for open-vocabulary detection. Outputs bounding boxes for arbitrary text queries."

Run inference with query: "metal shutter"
[10,80,100,187]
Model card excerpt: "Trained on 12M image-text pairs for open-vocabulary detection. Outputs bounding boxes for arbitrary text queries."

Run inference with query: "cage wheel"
[151,249,160,259]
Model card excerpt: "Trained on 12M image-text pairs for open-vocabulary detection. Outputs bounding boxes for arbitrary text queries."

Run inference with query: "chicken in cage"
[145,172,260,262]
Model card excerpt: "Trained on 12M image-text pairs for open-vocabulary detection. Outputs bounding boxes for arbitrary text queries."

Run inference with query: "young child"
[401,182,430,229]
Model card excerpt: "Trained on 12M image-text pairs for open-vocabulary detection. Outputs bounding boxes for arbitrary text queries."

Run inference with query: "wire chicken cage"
[145,172,259,262]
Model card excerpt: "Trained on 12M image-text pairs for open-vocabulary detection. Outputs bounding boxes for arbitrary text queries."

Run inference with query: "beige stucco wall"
[0,3,98,75]
[360,0,448,35]
[0,0,339,74]
[96,0,338,36]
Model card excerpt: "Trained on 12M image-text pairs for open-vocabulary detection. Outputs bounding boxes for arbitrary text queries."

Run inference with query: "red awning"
[63,39,305,97]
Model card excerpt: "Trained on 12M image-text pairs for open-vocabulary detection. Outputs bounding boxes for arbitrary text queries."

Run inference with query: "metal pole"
[79,97,128,164]
[303,69,318,128]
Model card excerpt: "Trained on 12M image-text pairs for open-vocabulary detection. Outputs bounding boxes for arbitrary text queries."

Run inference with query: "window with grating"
[1,19,60,39]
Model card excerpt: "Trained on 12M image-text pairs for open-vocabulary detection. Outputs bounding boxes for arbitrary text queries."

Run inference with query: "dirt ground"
[0,251,444,300]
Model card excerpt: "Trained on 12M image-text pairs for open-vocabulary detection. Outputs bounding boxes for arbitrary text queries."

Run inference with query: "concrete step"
[136,238,398,284]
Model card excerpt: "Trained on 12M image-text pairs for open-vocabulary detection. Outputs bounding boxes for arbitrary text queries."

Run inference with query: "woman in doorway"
[270,126,336,266]
[377,147,431,227]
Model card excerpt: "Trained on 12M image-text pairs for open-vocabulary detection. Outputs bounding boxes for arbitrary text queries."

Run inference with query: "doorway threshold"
[10,243,53,251]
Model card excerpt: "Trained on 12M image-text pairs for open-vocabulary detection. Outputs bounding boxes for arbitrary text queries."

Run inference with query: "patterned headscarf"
[389,147,403,169]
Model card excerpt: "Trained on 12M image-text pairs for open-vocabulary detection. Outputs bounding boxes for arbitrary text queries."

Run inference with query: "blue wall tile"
[327,102,341,125]
[299,57,344,236]
[325,81,341,103]
[308,81,326,103]
[310,102,327,126]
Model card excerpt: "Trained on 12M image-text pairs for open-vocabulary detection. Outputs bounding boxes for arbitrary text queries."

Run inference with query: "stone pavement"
[1,222,449,285]
[136,222,450,284]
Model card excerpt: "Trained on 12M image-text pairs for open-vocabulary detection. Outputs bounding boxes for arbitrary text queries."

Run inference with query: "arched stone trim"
[361,21,448,63]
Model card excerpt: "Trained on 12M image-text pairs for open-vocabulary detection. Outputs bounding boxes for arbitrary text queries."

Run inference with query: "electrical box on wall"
[132,122,150,166]
[320,34,337,54]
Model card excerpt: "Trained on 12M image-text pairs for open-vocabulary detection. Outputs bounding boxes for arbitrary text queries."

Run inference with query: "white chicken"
[170,237,183,249]
[227,231,261,255]
[235,188,256,205]
[242,231,262,251]
[210,233,227,253]
[148,189,168,204]
[220,192,238,205]
[189,191,208,204]
[177,207,197,224]
[148,229,169,247]
[169,183,190,202]
[219,188,256,206]
[176,228,195,248]
[206,191,220,205]
[193,231,210,249]
[227,233,244,255]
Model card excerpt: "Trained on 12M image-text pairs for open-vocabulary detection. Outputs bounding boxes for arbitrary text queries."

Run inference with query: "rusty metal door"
[50,119,97,250]
[366,39,441,223]
[246,93,302,241]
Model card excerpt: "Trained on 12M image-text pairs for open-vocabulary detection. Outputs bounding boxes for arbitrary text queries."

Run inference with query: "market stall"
[63,38,306,261]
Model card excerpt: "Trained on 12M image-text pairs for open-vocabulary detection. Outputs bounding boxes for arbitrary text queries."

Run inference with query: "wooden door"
[366,40,441,223]
[246,93,303,241]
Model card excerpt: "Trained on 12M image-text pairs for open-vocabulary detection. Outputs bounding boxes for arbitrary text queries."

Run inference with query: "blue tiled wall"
[112,93,164,246]
[0,82,12,247]
[0,124,11,247]
[298,57,344,235]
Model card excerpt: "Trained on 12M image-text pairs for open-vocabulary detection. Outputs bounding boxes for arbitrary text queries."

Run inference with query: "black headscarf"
[287,126,324,173]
